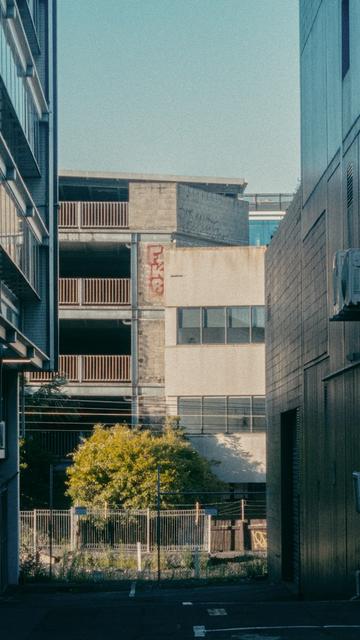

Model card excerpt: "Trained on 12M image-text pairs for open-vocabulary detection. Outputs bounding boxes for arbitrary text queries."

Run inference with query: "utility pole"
[156,465,161,584]
[49,463,53,579]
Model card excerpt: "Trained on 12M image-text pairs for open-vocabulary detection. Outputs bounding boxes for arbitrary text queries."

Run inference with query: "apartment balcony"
[28,355,131,395]
[59,278,131,320]
[59,201,129,230]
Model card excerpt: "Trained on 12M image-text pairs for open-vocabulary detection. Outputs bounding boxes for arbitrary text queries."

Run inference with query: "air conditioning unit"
[0,420,5,459]
[332,249,360,320]
[333,250,347,317]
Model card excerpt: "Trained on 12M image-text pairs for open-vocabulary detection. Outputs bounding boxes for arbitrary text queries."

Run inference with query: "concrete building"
[28,170,249,450]
[266,0,360,598]
[165,246,266,490]
[239,193,292,247]
[0,0,57,591]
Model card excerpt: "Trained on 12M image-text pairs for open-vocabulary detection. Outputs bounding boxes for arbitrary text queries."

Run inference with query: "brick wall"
[138,318,165,385]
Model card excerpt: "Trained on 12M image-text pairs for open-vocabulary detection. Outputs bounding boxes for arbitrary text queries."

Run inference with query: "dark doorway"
[281,408,300,582]
[0,488,8,593]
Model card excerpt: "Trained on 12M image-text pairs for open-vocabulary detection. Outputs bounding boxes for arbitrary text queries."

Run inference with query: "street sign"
[74,506,87,516]
[204,508,218,516]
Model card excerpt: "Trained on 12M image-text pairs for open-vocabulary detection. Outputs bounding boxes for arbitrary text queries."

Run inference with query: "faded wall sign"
[147,244,164,297]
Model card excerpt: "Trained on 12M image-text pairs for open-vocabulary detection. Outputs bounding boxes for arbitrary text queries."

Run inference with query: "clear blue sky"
[58,0,300,193]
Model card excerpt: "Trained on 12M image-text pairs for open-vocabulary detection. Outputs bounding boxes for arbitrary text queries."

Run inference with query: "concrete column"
[131,233,139,425]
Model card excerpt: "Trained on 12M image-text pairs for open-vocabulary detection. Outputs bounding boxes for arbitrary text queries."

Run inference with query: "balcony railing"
[59,278,131,306]
[28,355,131,383]
[59,201,129,229]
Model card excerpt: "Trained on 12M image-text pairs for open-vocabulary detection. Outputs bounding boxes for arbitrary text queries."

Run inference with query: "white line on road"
[205,624,360,633]
[207,608,227,616]
[129,581,136,598]
[183,602,193,605]
[193,625,206,637]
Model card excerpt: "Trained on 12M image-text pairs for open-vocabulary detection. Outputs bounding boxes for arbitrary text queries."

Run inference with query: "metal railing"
[21,508,211,553]
[59,278,131,306]
[28,355,131,383]
[239,193,294,211]
[59,201,129,229]
[25,430,93,457]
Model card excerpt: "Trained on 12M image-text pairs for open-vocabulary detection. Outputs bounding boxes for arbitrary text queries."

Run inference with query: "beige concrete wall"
[165,246,265,308]
[177,184,249,245]
[188,433,266,483]
[165,344,265,396]
[164,245,265,484]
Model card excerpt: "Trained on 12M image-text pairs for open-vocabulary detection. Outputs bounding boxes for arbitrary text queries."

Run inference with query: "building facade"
[27,171,249,453]
[0,0,57,590]
[165,246,266,491]
[239,193,292,247]
[266,0,360,598]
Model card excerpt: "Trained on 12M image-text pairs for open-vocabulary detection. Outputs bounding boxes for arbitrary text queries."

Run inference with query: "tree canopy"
[66,423,225,509]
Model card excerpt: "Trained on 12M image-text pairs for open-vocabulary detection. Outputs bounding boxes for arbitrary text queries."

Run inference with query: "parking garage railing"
[28,355,131,383]
[59,278,131,306]
[59,201,129,229]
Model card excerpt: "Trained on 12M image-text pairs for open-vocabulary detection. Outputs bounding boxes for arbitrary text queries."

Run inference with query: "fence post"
[241,499,246,521]
[33,509,37,555]
[137,541,142,572]
[207,514,212,554]
[70,507,75,551]
[146,508,150,553]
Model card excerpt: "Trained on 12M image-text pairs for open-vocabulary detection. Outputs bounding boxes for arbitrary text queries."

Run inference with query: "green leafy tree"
[66,422,225,508]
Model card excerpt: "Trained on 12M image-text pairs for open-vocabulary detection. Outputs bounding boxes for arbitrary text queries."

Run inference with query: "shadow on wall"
[188,433,266,483]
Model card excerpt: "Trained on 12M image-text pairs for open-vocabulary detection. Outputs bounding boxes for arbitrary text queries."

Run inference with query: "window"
[227,307,250,343]
[202,307,225,343]
[228,396,251,432]
[178,397,202,434]
[177,306,265,344]
[252,396,266,431]
[203,396,226,432]
[342,0,350,79]
[178,396,266,434]
[251,307,265,343]
[177,308,201,344]
[249,219,280,246]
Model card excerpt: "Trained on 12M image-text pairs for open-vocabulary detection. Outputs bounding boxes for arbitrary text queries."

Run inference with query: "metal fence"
[21,508,211,554]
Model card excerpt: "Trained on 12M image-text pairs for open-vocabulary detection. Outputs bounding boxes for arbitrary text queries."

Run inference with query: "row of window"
[0,181,40,291]
[177,307,265,345]
[178,396,266,434]
[0,11,40,157]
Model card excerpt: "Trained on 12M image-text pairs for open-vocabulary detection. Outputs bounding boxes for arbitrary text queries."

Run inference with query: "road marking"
[207,608,227,616]
[205,624,360,633]
[183,602,193,605]
[193,625,206,637]
[129,581,136,598]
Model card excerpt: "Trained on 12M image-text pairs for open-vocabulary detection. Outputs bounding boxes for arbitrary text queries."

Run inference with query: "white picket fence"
[20,508,211,554]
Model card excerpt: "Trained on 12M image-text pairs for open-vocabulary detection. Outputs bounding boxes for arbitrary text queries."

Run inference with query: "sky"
[58,0,300,193]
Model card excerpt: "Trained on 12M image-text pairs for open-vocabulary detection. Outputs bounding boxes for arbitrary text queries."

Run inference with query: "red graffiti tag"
[147,245,164,296]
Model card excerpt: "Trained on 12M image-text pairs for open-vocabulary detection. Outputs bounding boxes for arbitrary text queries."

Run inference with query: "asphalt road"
[1,581,360,639]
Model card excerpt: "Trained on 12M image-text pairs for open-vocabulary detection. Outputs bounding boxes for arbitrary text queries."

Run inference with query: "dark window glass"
[251,306,265,342]
[228,397,251,432]
[203,397,226,433]
[252,396,266,432]
[202,308,225,343]
[178,397,202,434]
[178,308,201,344]
[342,0,350,79]
[227,307,250,343]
